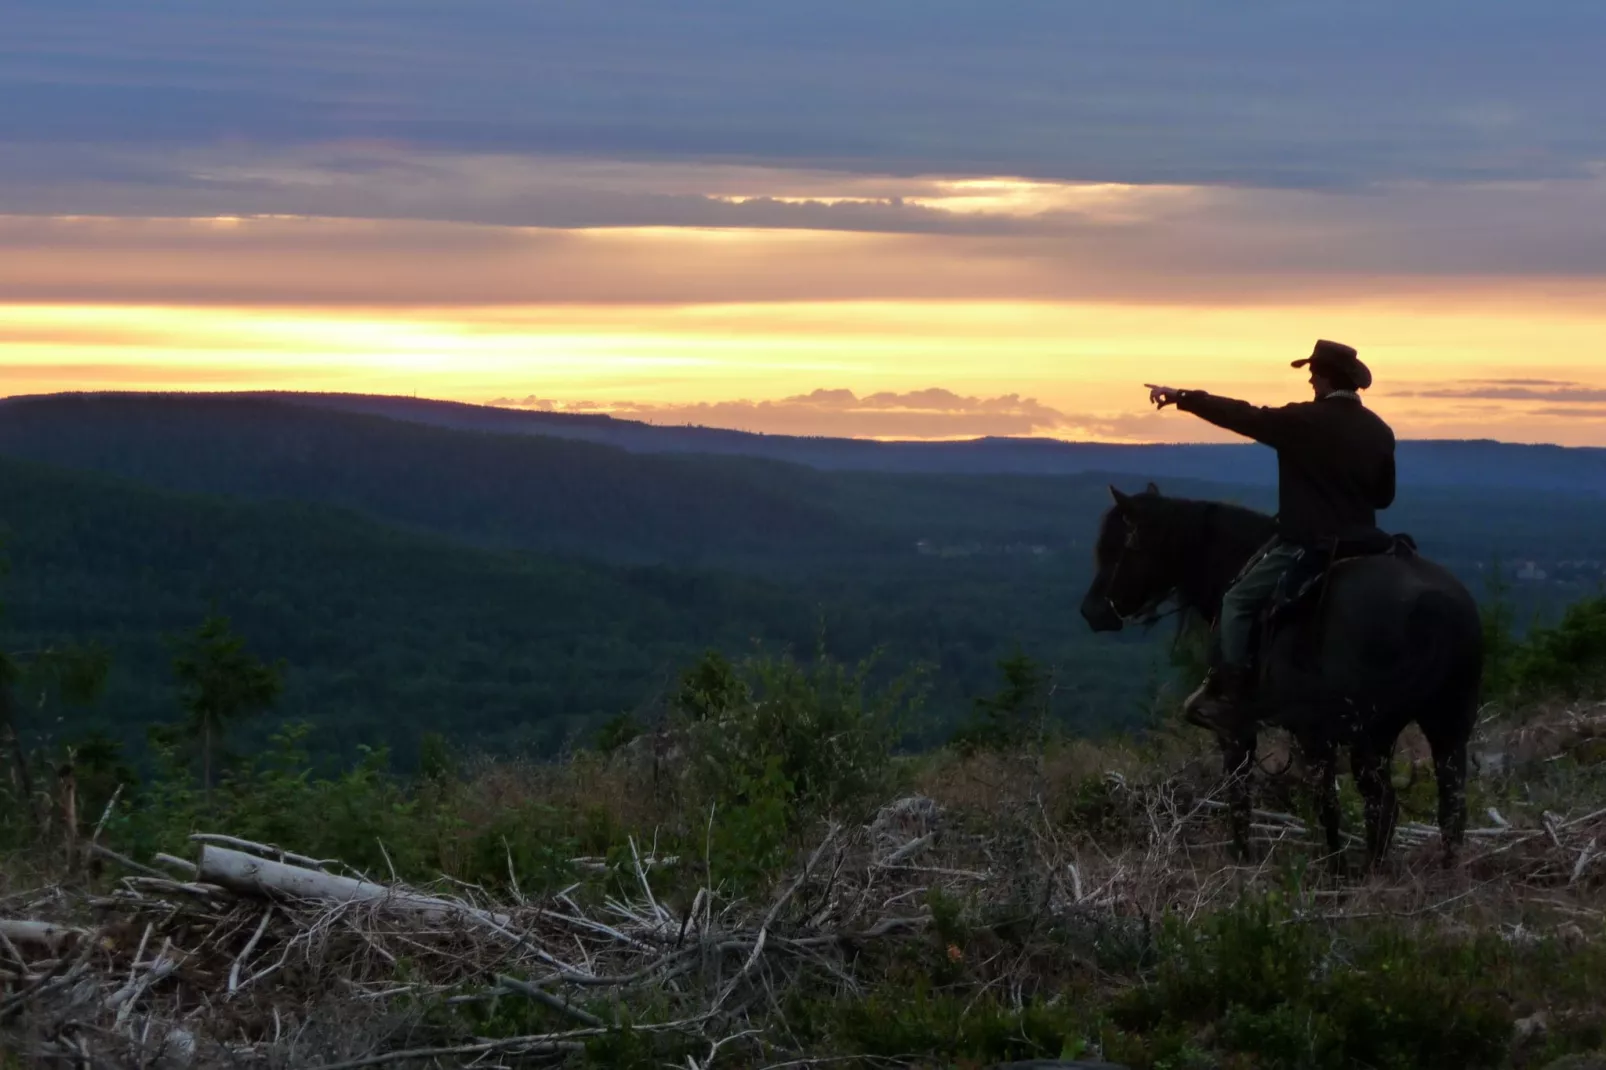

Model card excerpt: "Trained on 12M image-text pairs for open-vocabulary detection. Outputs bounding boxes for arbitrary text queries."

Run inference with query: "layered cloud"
[483,381,1606,444]
[1395,380,1606,403]
[488,387,1085,439]
[8,171,1606,310]
[4,1,1604,191]
[486,385,1236,443]
[5,149,1606,282]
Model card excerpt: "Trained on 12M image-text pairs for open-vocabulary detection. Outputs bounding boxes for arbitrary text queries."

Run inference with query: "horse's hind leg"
[1350,739,1398,869]
[1423,719,1471,868]
[1222,732,1258,862]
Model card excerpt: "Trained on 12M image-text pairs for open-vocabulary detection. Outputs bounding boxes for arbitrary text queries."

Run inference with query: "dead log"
[0,919,86,951]
[196,845,512,929]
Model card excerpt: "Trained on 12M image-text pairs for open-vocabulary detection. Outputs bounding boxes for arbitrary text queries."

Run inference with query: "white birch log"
[196,846,512,929]
[0,919,86,950]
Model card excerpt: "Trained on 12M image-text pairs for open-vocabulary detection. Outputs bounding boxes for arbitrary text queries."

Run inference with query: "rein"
[1122,593,1185,630]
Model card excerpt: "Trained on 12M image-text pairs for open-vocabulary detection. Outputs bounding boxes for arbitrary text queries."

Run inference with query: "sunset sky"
[4,2,1605,444]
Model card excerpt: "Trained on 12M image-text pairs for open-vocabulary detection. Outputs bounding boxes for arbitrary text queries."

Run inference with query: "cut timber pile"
[0,823,946,1068]
[5,752,1605,1067]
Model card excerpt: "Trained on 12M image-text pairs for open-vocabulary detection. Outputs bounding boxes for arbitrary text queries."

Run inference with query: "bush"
[951,651,1050,754]
[669,644,923,893]
[1511,594,1606,699]
[1113,892,1515,1069]
[675,645,919,817]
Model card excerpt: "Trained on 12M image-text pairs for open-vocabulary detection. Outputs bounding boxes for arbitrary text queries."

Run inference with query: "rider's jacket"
[1175,390,1396,547]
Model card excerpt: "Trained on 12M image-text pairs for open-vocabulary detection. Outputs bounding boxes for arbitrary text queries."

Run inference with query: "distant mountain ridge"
[244,391,1606,495]
[7,389,1594,494]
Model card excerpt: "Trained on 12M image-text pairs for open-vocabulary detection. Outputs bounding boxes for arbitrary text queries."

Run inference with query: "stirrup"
[1186,696,1246,735]
[1183,665,1254,734]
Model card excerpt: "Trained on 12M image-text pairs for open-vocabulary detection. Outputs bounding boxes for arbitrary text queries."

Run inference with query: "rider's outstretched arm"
[1174,390,1303,450]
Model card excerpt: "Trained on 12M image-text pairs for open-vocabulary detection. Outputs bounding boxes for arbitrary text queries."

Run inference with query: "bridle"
[1103,522,1184,630]
[1101,500,1229,636]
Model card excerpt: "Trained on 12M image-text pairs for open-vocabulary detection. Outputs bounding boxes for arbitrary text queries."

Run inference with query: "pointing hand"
[1145,383,1181,409]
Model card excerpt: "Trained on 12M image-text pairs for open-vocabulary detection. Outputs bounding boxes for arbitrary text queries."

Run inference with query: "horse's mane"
[1098,491,1273,557]
[1098,490,1277,624]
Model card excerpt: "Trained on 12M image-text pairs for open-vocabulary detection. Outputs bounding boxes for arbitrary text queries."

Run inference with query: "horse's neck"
[1177,509,1275,621]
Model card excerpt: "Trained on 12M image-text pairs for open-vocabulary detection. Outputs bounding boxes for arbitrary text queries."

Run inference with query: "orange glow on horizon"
[5,296,1606,446]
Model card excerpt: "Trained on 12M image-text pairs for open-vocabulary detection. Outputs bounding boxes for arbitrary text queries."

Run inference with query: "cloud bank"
[488,387,1092,439]
[7,183,1606,310]
[5,147,1606,282]
[4,1,1604,193]
[484,386,1290,443]
[1396,381,1606,403]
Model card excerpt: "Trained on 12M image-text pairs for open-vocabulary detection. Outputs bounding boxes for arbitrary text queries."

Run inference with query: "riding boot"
[1184,664,1255,736]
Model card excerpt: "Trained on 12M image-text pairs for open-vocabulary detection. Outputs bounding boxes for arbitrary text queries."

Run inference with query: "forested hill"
[0,393,883,567]
[0,452,1174,762]
[3,391,1605,769]
[3,393,1606,576]
[62,388,1604,493]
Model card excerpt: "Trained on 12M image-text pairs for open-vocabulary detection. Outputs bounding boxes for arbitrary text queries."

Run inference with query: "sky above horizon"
[4,2,1606,444]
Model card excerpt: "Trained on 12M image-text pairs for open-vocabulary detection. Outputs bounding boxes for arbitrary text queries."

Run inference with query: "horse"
[1078,482,1484,870]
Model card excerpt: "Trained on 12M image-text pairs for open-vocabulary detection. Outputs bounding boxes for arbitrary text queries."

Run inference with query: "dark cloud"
[7,142,1606,284]
[2,0,1604,197]
[7,205,1606,310]
[1472,378,1580,386]
[0,146,1017,235]
[1528,407,1606,419]
[1397,383,1606,402]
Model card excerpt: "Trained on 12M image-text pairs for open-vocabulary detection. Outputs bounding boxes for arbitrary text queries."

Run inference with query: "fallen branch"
[495,973,608,1028]
[228,906,275,997]
[0,918,86,951]
[197,845,513,930]
[86,841,170,880]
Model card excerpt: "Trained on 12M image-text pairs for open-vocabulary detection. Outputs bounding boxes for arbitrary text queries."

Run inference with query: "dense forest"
[0,454,1170,765]
[1,392,1603,771]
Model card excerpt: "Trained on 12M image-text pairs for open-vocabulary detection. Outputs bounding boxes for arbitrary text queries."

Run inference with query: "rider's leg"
[1186,540,1304,732]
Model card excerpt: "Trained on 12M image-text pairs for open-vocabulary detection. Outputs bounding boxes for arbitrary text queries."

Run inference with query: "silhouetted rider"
[1145,339,1396,736]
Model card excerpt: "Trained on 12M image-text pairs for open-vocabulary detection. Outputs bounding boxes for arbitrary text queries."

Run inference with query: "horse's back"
[1332,550,1478,637]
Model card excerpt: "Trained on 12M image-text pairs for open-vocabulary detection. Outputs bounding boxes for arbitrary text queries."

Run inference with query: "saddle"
[1267,528,1418,623]
[1236,528,1418,682]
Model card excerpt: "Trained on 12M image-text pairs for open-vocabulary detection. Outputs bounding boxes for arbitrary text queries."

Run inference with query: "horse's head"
[1079,481,1182,632]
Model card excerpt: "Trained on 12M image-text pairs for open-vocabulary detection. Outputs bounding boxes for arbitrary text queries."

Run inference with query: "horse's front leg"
[1350,740,1398,870]
[1222,729,1258,862]
[1305,735,1348,877]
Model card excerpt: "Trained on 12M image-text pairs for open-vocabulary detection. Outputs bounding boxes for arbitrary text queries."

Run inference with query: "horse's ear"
[1109,484,1132,511]
[1144,481,1160,496]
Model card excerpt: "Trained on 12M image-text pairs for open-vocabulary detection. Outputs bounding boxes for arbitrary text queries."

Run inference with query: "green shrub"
[1511,594,1606,699]
[658,645,922,895]
[951,650,1050,754]
[832,982,1096,1064]
[1114,893,1514,1069]
[593,712,643,754]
